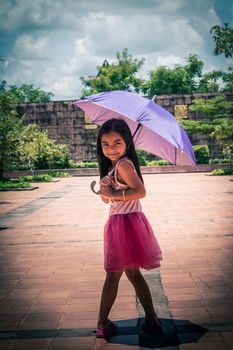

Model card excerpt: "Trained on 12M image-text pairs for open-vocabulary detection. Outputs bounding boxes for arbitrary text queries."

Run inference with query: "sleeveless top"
[108,157,142,216]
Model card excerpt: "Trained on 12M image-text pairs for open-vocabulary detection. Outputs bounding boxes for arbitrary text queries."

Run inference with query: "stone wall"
[16,91,233,162]
[16,101,98,162]
[153,91,233,117]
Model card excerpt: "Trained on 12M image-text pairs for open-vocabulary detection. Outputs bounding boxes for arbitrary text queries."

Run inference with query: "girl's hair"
[96,118,143,182]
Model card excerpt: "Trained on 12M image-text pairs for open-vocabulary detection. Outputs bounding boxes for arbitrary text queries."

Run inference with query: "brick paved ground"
[0,173,232,350]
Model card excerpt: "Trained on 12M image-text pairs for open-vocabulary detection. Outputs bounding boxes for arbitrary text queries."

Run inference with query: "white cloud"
[0,0,229,100]
[0,0,58,31]
[170,18,204,50]
[155,55,184,67]
[61,36,97,76]
[44,74,82,100]
[13,34,51,59]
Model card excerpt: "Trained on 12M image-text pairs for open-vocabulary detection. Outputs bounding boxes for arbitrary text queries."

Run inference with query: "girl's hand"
[99,175,113,187]
[99,183,113,199]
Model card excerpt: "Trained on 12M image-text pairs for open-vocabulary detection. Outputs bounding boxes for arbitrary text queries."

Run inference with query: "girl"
[95,118,163,338]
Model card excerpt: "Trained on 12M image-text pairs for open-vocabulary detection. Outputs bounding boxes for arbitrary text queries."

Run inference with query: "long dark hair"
[96,118,143,183]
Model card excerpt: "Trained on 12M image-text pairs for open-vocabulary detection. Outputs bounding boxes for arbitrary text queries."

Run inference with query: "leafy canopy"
[142,53,227,96]
[0,81,54,103]
[210,23,233,58]
[80,48,145,96]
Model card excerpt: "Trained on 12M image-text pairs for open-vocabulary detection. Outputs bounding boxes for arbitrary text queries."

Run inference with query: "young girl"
[95,118,163,338]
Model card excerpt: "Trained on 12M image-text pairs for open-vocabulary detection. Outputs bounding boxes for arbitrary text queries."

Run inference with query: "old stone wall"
[16,101,98,162]
[153,91,233,116]
[16,91,233,162]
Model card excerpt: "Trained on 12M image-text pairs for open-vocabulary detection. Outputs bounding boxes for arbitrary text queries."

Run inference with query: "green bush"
[48,171,69,177]
[146,160,171,166]
[211,168,233,175]
[136,150,147,166]
[7,163,31,171]
[193,145,210,164]
[68,160,98,168]
[35,150,70,170]
[19,174,53,182]
[0,179,31,189]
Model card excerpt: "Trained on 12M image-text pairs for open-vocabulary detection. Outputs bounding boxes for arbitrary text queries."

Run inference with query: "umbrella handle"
[90,181,100,195]
[126,123,142,151]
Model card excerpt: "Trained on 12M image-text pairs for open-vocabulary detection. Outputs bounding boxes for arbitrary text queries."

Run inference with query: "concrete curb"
[2,163,231,179]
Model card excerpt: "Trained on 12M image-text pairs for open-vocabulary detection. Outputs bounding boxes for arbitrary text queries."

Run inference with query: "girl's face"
[101,131,126,165]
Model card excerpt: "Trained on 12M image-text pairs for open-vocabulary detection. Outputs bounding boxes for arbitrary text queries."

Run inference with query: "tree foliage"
[0,90,23,177]
[16,124,70,173]
[179,95,233,161]
[80,49,232,96]
[211,119,233,161]
[142,53,226,96]
[210,23,233,58]
[80,48,145,96]
[198,70,225,93]
[0,84,68,178]
[221,67,233,92]
[0,81,54,102]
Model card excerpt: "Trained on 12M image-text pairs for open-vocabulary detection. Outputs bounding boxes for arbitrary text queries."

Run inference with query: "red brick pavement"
[0,173,232,349]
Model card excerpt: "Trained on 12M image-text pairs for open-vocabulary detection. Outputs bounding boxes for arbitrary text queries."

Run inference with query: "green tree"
[210,23,233,58]
[222,67,233,92]
[179,95,233,162]
[143,65,188,96]
[143,54,207,96]
[80,48,145,96]
[198,70,224,92]
[209,23,233,92]
[0,81,54,102]
[0,82,70,177]
[16,124,70,173]
[211,119,233,166]
[0,90,23,178]
[184,53,204,92]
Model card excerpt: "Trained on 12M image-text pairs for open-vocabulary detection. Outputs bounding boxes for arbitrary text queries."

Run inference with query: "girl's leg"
[98,271,123,327]
[125,269,160,326]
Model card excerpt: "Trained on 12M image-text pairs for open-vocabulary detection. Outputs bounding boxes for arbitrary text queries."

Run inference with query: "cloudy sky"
[0,0,232,101]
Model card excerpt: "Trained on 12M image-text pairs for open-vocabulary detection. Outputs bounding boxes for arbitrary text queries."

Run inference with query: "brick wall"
[16,92,233,162]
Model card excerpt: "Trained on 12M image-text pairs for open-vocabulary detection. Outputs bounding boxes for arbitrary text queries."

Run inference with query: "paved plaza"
[0,172,232,350]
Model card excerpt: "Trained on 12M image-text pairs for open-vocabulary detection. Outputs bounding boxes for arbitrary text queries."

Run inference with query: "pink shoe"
[141,318,163,335]
[96,320,118,338]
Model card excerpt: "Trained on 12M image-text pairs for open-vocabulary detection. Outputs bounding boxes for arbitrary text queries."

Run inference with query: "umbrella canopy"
[74,90,197,168]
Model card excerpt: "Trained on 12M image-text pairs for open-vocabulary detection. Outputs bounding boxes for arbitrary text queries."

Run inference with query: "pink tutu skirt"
[104,212,162,272]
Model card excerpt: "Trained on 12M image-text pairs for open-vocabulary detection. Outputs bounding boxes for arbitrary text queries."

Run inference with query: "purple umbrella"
[74,90,197,168]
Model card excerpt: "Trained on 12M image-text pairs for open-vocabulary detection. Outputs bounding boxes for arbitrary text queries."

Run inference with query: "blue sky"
[0,0,232,100]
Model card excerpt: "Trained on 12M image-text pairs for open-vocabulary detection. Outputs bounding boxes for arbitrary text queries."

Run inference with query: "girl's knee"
[125,268,141,281]
[106,271,123,282]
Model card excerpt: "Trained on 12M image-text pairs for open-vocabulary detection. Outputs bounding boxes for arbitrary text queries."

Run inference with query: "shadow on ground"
[0,317,209,348]
[108,317,208,348]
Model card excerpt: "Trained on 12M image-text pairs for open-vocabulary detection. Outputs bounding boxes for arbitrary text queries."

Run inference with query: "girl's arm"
[99,175,112,203]
[99,160,146,201]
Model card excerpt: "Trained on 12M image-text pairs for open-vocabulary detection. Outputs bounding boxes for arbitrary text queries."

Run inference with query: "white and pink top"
[108,157,142,216]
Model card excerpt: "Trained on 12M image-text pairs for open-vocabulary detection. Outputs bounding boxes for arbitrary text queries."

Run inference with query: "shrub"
[193,145,210,164]
[35,143,70,170]
[212,168,233,175]
[0,179,31,189]
[146,160,170,166]
[48,171,69,177]
[68,161,98,168]
[136,150,147,166]
[19,174,53,182]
